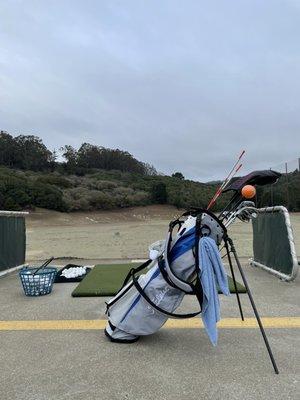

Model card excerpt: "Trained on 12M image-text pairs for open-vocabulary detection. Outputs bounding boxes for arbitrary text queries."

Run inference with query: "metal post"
[269,168,273,206]
[285,162,290,210]
[227,237,279,374]
[270,184,274,206]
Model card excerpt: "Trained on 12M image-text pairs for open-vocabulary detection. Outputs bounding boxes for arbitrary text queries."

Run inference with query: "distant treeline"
[0,131,156,175]
[0,131,299,212]
[0,131,221,212]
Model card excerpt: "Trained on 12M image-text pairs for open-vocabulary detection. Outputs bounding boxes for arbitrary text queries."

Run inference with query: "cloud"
[1,0,299,180]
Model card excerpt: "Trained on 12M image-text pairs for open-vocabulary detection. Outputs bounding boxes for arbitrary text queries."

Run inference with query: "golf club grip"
[33,257,55,275]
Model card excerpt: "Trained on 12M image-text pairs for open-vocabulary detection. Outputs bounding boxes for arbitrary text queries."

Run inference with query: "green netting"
[0,216,26,271]
[252,211,294,276]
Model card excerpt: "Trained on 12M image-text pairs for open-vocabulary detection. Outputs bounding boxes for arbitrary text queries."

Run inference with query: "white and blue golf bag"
[105,209,230,345]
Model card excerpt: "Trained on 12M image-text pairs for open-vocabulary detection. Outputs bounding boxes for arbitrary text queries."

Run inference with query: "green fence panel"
[252,206,298,280]
[0,216,26,271]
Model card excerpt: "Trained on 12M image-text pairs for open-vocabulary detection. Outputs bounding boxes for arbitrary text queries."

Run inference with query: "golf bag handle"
[181,208,228,233]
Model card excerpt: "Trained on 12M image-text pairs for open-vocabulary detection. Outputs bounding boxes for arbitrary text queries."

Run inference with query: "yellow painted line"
[0,317,299,331]
[0,320,106,331]
[165,317,300,329]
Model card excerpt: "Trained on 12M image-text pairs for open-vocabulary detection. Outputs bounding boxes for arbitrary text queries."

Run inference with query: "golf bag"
[105,209,230,345]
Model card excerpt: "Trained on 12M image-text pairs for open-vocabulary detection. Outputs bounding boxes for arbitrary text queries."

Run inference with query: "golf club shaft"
[33,256,55,275]
[219,193,241,220]
[207,152,244,210]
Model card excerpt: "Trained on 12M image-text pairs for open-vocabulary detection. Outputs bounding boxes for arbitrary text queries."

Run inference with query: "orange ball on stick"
[241,185,256,199]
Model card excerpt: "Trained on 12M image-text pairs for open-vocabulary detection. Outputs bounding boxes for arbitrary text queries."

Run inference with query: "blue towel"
[199,237,230,346]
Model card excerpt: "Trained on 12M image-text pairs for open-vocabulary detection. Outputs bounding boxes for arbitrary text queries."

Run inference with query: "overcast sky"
[1,1,300,181]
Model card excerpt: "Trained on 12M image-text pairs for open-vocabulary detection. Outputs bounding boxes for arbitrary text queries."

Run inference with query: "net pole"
[285,162,290,210]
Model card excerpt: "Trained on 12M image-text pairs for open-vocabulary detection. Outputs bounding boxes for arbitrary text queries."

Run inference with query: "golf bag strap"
[121,259,153,289]
[157,258,203,309]
[105,280,134,313]
[106,259,155,314]
[131,272,201,319]
[181,208,205,218]
[163,226,195,294]
[193,276,203,310]
[157,258,184,290]
[108,320,116,331]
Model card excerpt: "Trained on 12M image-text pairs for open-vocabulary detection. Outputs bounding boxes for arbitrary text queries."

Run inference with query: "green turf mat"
[72,263,246,297]
[71,263,140,297]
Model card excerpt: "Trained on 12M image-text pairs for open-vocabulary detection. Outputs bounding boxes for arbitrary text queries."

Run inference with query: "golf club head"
[224,201,258,227]
[236,201,256,210]
[236,202,258,222]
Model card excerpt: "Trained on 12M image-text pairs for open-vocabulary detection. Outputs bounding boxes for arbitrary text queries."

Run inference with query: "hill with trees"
[0,131,299,212]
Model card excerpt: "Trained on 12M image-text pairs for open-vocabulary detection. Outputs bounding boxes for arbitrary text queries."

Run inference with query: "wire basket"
[19,266,57,296]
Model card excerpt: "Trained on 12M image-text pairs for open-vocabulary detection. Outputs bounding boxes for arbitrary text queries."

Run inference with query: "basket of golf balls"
[19,266,57,296]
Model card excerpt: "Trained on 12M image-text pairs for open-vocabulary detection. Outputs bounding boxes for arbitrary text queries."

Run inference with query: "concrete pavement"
[0,262,299,400]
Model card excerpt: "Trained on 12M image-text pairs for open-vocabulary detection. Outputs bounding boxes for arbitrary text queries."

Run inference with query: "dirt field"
[25,206,300,262]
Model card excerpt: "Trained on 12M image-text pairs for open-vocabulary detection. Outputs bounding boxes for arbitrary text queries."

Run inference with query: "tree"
[172,172,184,180]
[61,145,78,173]
[76,143,147,174]
[144,163,157,176]
[0,131,19,167]
[14,135,53,170]
[0,132,156,176]
[77,143,103,169]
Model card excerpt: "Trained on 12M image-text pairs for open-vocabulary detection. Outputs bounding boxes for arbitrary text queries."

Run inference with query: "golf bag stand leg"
[224,238,244,321]
[227,236,279,374]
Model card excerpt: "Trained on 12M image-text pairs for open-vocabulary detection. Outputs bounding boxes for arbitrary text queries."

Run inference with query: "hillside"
[0,166,225,212]
[0,131,299,212]
[0,131,226,212]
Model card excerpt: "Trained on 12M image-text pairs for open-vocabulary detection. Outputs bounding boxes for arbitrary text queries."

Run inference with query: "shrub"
[88,191,116,209]
[0,174,32,210]
[35,175,73,188]
[84,179,118,191]
[28,183,67,211]
[63,192,91,211]
[151,182,167,204]
[3,197,21,210]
